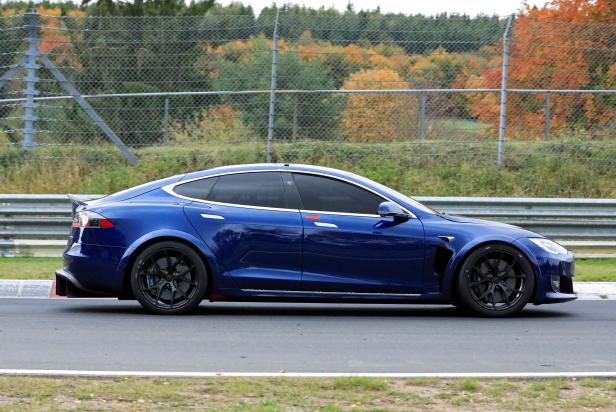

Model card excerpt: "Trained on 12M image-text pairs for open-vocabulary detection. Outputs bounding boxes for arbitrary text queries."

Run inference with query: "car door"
[178,171,303,291]
[292,172,425,294]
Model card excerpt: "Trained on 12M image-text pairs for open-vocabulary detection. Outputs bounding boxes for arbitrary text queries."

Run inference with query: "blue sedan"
[56,163,576,316]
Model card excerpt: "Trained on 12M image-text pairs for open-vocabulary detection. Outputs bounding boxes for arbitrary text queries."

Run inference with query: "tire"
[457,243,534,317]
[130,241,208,315]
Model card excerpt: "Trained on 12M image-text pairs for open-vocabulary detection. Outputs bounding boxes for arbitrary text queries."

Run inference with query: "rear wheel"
[130,241,208,315]
[457,244,534,317]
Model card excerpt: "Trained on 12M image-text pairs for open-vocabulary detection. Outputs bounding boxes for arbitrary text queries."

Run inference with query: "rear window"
[174,177,218,200]
[208,172,286,208]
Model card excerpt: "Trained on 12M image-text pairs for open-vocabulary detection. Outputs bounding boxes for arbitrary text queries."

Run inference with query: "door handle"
[314,222,338,228]
[200,213,224,220]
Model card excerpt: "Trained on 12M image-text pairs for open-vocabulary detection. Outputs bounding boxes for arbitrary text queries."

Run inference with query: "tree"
[466,0,616,138]
[207,36,341,141]
[341,69,418,142]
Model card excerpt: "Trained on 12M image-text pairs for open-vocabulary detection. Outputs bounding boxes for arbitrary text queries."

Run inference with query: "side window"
[207,172,286,208]
[173,177,218,200]
[292,173,385,215]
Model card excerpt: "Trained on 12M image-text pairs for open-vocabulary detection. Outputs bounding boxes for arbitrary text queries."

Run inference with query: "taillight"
[72,211,113,228]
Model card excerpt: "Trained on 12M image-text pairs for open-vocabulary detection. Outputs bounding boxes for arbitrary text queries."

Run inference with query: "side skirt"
[209,288,448,304]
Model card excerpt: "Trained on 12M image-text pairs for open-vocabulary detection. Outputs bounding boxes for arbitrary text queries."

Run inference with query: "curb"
[1,369,616,378]
[1,279,616,300]
[0,279,55,298]
[572,282,616,300]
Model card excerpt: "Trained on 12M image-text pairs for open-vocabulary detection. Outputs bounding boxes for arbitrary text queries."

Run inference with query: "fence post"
[162,97,170,144]
[544,94,551,140]
[497,14,515,169]
[418,94,426,140]
[22,9,40,151]
[266,8,281,163]
[292,93,298,141]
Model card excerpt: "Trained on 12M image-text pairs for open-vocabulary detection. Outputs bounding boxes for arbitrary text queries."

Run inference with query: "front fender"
[115,229,228,293]
[440,235,540,299]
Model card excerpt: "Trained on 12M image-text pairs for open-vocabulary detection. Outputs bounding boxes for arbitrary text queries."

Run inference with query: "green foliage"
[263,5,504,54]
[210,42,341,139]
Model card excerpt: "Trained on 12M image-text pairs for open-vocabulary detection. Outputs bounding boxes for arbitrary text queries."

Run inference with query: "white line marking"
[1,370,616,378]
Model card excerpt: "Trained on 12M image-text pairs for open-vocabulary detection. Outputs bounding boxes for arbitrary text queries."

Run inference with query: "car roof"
[175,163,439,218]
[181,163,370,186]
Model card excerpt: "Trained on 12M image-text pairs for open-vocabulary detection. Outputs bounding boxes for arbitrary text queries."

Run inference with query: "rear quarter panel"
[82,189,228,294]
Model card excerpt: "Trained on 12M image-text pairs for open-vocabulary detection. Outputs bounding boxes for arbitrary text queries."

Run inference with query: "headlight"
[529,238,568,255]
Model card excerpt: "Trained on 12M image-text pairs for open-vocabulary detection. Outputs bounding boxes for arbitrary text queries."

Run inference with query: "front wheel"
[457,244,534,317]
[130,241,208,315]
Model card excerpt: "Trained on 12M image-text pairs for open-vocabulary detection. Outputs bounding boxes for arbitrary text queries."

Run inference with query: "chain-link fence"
[0,9,614,194]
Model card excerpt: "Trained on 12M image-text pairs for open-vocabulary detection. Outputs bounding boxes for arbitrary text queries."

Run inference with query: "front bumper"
[534,254,577,304]
[514,238,577,305]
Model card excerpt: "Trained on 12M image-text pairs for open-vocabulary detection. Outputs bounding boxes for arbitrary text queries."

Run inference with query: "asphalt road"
[0,299,615,373]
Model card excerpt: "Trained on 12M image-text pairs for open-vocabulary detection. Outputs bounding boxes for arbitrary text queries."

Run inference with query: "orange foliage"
[2,7,84,68]
[466,0,616,138]
[341,69,418,142]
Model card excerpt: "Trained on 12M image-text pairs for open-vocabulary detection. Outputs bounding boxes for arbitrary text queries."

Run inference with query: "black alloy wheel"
[457,244,534,317]
[131,241,208,315]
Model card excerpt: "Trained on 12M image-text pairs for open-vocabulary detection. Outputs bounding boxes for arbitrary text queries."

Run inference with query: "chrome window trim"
[162,168,416,219]
[302,209,381,218]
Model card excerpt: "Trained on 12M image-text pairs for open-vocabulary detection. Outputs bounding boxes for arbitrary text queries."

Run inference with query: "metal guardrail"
[1,194,615,258]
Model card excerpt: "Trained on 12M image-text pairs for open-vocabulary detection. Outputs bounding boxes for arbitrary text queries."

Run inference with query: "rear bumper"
[61,241,127,297]
[55,269,110,298]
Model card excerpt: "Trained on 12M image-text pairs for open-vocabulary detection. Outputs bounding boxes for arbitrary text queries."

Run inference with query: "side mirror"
[378,201,409,219]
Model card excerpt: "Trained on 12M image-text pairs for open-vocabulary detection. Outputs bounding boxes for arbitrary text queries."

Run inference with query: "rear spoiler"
[67,194,94,213]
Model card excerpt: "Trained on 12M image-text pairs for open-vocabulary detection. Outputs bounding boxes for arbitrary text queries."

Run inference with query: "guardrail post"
[266,8,281,162]
[22,9,40,151]
[544,94,551,140]
[497,14,515,169]
[418,94,426,140]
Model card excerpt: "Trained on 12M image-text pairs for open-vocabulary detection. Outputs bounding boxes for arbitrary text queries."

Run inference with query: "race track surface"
[0,299,614,373]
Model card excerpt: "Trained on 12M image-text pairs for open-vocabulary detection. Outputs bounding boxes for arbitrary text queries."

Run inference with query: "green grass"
[0,257,61,280]
[1,139,615,197]
[1,257,614,281]
[574,259,616,282]
[0,376,615,411]
[455,378,480,391]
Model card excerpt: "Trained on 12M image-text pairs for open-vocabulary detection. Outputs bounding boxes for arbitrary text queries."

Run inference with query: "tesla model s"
[56,163,576,316]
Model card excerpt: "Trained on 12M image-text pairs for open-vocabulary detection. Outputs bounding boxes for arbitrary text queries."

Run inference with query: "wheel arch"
[444,239,539,303]
[117,230,219,299]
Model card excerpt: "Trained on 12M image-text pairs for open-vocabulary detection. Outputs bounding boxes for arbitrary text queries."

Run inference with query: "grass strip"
[0,376,615,411]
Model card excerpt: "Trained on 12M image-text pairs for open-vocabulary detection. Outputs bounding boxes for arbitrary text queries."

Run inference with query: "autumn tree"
[341,69,418,142]
[466,0,616,138]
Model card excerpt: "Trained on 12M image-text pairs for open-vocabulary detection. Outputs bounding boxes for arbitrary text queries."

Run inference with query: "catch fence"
[0,8,614,188]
